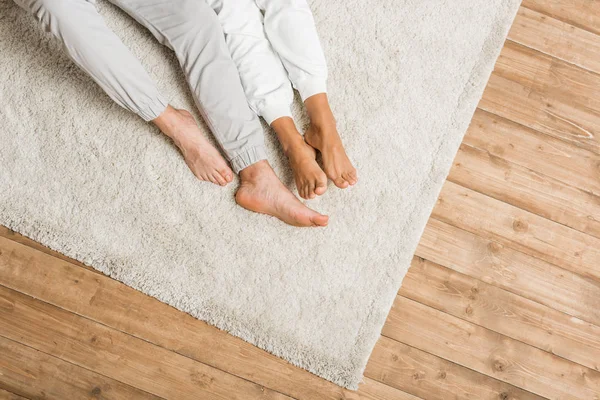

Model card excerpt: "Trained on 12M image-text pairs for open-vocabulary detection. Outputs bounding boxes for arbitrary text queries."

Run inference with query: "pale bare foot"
[271,117,327,199]
[153,105,233,186]
[236,160,329,227]
[304,94,358,189]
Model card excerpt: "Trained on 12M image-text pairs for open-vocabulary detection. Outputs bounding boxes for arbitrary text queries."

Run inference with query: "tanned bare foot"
[304,93,357,189]
[153,105,233,186]
[271,117,327,199]
[236,160,329,227]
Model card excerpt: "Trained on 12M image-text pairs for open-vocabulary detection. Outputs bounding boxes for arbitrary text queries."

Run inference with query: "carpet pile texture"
[0,0,520,389]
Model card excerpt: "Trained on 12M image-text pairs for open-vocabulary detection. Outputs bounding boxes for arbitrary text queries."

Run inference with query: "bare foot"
[236,160,329,227]
[153,106,233,186]
[304,94,358,189]
[271,117,327,199]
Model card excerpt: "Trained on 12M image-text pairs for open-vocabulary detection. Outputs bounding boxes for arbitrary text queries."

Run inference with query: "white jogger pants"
[206,0,328,125]
[14,0,267,173]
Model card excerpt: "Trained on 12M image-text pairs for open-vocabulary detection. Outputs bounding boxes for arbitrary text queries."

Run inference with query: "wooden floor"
[1,0,600,399]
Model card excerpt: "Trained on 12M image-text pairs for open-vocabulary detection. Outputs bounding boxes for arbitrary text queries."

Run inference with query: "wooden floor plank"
[508,7,600,73]
[0,389,28,400]
[0,335,160,400]
[355,378,422,400]
[433,181,600,282]
[383,296,600,399]
[0,285,290,400]
[416,218,600,328]
[0,234,415,400]
[448,143,600,238]
[364,337,544,400]
[0,226,94,273]
[401,257,600,372]
[464,109,600,197]
[521,0,600,36]
[481,41,600,154]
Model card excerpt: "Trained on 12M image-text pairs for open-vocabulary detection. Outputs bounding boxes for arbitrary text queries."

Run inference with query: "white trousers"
[14,0,267,173]
[206,0,328,125]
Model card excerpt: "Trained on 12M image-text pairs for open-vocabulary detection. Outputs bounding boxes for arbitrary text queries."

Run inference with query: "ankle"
[239,160,271,183]
[282,134,308,157]
[304,93,336,129]
[152,105,187,140]
[271,117,306,155]
[153,104,177,126]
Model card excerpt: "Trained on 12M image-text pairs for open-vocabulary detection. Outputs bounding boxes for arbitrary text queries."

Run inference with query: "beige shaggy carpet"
[0,0,520,389]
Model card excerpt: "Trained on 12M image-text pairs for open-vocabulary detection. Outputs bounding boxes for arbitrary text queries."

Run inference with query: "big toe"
[314,174,328,195]
[311,213,329,227]
[290,202,328,227]
[314,183,327,196]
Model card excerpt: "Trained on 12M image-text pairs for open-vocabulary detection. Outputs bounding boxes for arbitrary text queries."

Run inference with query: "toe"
[297,184,305,199]
[311,213,329,227]
[333,177,349,189]
[206,173,221,186]
[303,185,311,200]
[314,174,328,195]
[314,185,327,195]
[342,172,357,186]
[220,168,233,183]
[213,173,227,186]
[347,169,358,185]
[314,177,327,195]
[199,173,211,182]
[307,182,317,199]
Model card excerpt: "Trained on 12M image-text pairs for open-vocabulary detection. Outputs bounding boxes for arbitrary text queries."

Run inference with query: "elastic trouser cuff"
[230,145,268,174]
[139,95,169,122]
[261,103,293,126]
[296,77,327,102]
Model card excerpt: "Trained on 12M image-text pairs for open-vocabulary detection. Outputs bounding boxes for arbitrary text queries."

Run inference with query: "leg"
[14,0,233,185]
[114,0,327,226]
[256,0,358,188]
[207,0,327,199]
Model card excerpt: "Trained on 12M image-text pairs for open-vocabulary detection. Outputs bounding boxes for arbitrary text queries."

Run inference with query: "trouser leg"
[13,0,168,121]
[205,0,294,126]
[111,0,267,172]
[255,0,328,102]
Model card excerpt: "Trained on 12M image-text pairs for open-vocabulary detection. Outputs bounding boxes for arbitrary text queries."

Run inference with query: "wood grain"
[0,285,290,400]
[0,226,94,273]
[522,0,600,36]
[449,143,600,238]
[0,335,160,400]
[481,41,600,154]
[433,181,600,281]
[364,337,544,400]
[383,296,600,399]
[463,110,600,197]
[401,257,600,372]
[354,378,423,400]
[0,235,414,400]
[509,7,600,73]
[0,389,28,400]
[416,218,600,328]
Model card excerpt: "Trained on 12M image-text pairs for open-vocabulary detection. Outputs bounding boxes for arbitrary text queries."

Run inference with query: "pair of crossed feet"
[154,104,357,227]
